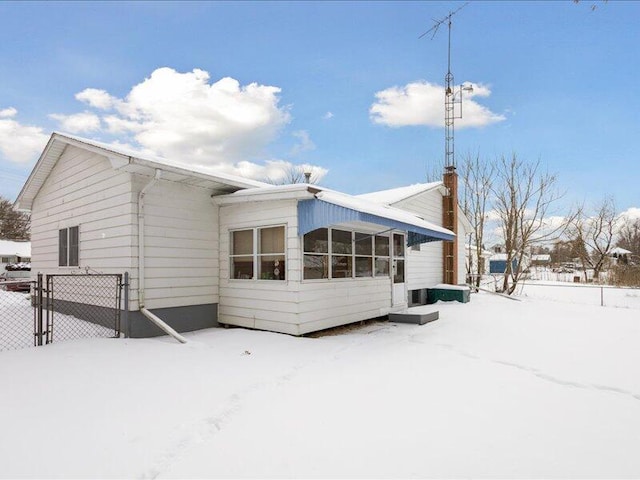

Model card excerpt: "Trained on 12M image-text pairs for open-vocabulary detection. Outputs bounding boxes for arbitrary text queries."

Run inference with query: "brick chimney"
[442,166,458,285]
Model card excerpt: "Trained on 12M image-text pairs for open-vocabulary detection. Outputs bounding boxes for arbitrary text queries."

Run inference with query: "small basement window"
[230,226,286,281]
[58,226,79,267]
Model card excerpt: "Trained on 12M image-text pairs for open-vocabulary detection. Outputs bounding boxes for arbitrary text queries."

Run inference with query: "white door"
[392,233,406,307]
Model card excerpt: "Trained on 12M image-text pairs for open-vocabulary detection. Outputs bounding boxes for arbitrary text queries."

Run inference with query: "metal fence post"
[122,272,129,338]
[36,273,43,346]
[601,286,604,307]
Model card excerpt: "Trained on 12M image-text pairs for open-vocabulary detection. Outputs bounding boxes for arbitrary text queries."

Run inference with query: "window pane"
[232,230,253,255]
[375,258,390,277]
[355,257,372,277]
[354,233,372,256]
[331,255,352,278]
[375,235,389,256]
[332,229,352,255]
[58,229,68,267]
[232,256,254,279]
[304,255,328,279]
[304,228,328,253]
[393,234,405,258]
[394,259,405,283]
[259,255,285,281]
[260,226,285,254]
[69,226,79,267]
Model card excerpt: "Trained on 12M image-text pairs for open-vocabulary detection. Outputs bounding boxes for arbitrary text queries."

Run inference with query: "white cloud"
[49,111,101,133]
[370,81,505,128]
[323,111,334,120]
[0,107,49,164]
[75,67,292,164]
[0,107,18,118]
[211,158,328,184]
[75,88,119,110]
[619,207,640,222]
[290,130,316,156]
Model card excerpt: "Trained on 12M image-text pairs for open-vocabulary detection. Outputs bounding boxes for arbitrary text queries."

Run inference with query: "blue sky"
[0,1,638,216]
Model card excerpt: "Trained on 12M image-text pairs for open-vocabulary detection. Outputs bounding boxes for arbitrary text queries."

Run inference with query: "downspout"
[137,169,188,344]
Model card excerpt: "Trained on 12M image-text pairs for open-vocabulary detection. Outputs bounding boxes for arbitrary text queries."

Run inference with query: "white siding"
[218,199,395,335]
[131,176,219,310]
[30,146,136,278]
[394,190,444,289]
[218,199,300,334]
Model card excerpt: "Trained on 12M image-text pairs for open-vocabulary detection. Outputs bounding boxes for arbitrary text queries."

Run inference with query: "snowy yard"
[2,291,640,478]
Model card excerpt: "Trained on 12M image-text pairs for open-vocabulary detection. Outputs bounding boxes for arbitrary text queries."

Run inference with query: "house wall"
[218,199,300,335]
[29,145,220,337]
[30,145,136,277]
[393,190,444,289]
[218,199,396,336]
[131,176,219,312]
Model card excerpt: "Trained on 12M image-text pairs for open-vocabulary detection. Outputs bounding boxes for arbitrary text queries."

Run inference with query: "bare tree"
[570,197,618,280]
[0,196,30,241]
[264,164,322,185]
[492,154,572,294]
[617,217,640,256]
[459,152,495,286]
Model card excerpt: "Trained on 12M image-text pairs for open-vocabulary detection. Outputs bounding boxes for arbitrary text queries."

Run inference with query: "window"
[58,226,79,267]
[354,232,373,277]
[230,226,286,281]
[331,229,352,278]
[374,235,390,277]
[303,228,328,279]
[303,228,392,280]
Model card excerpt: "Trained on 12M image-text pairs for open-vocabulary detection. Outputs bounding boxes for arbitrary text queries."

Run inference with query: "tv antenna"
[420,2,472,169]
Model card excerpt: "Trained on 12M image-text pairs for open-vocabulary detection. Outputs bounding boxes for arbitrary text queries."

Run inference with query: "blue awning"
[298,198,454,246]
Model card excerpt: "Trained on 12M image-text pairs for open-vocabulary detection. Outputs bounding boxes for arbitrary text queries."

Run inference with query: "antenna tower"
[419,2,470,169]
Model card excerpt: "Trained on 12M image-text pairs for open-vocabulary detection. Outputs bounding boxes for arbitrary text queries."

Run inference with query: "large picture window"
[303,228,392,280]
[58,226,79,267]
[231,226,286,281]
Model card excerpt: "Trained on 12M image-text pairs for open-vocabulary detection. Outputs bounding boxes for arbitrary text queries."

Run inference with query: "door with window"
[392,233,406,307]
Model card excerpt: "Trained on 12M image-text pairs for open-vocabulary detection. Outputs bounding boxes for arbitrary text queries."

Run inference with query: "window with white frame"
[230,226,286,280]
[58,226,79,267]
[303,228,392,280]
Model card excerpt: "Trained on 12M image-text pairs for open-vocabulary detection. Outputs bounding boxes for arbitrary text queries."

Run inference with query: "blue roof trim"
[297,199,454,246]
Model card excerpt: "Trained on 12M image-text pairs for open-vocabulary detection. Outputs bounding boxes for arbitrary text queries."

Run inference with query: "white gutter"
[138,168,162,309]
[140,308,188,344]
[136,168,188,344]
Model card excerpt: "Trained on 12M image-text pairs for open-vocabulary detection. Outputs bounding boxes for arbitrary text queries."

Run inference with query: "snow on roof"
[610,247,632,255]
[0,240,31,257]
[532,254,552,262]
[54,133,268,188]
[315,189,454,237]
[15,132,268,211]
[357,182,443,205]
[222,183,454,238]
[490,254,509,261]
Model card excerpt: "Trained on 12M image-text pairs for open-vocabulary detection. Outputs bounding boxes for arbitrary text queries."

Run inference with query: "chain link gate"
[34,273,124,347]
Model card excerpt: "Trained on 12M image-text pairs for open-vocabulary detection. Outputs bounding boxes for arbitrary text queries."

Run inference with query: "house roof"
[0,240,31,258]
[610,247,632,255]
[357,182,444,204]
[216,183,455,244]
[15,132,268,211]
[358,181,474,234]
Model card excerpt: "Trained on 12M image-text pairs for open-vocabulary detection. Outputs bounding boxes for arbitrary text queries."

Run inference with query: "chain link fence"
[1,273,125,353]
[0,282,36,351]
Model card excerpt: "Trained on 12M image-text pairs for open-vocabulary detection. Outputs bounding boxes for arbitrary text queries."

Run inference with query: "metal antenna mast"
[419,2,471,169]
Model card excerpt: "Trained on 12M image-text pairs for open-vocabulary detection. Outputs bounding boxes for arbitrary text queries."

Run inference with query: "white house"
[0,239,31,270]
[16,132,469,337]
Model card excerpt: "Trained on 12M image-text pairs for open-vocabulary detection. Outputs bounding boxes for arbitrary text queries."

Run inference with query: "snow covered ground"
[2,290,640,478]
